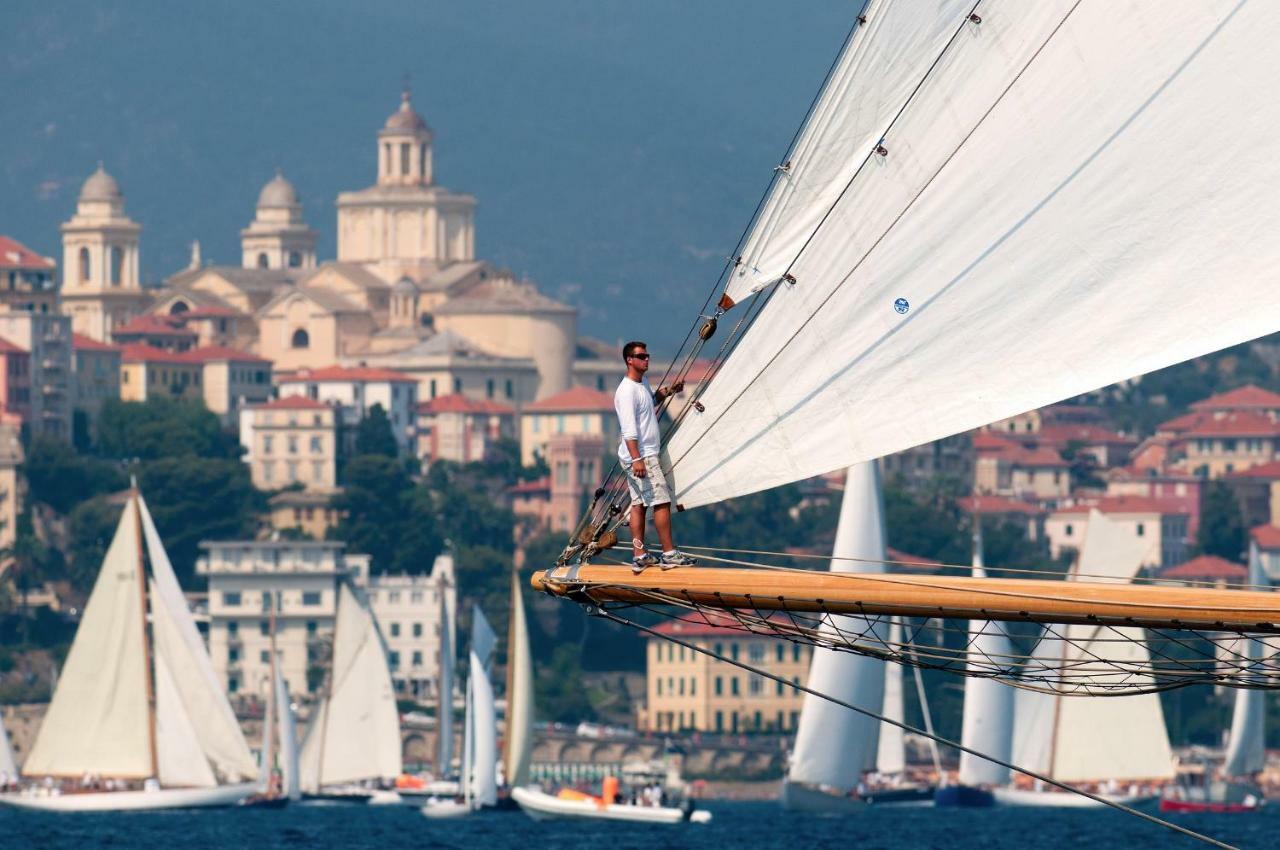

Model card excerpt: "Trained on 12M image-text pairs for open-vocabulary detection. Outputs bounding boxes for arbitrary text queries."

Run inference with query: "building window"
[260,650,270,663]
[78,247,90,282]
[505,379,513,399]
[228,677,239,693]
[731,643,740,661]
[657,679,663,697]
[310,436,322,453]
[749,675,763,696]
[775,644,784,662]
[1136,523,1145,537]
[260,620,269,636]
[748,643,764,663]
[291,328,309,349]
[556,415,565,434]
[306,620,317,635]
[389,651,400,670]
[678,678,685,696]
[257,253,270,269]
[715,711,723,732]
[110,246,123,286]
[302,591,321,606]
[429,379,437,399]
[227,621,239,637]
[400,143,411,176]
[453,377,462,393]
[412,622,422,637]
[229,648,239,663]
[390,622,401,637]
[288,251,302,268]
[224,592,242,606]
[486,379,494,398]
[1065,523,1074,536]
[715,676,722,695]
[412,651,422,667]
[731,677,740,696]
[288,436,299,454]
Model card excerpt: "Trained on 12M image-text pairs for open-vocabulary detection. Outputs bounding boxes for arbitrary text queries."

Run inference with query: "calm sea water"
[0,801,1272,849]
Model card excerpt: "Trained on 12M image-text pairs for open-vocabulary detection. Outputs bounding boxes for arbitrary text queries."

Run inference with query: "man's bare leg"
[653,503,676,552]
[630,504,650,565]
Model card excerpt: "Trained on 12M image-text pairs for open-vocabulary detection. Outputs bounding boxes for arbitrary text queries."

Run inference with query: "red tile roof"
[973,431,1019,452]
[1036,424,1136,446]
[1053,495,1187,516]
[507,476,550,495]
[651,613,749,638]
[0,236,54,270]
[254,396,331,411]
[279,365,416,384]
[1225,460,1280,480]
[1190,385,1280,411]
[72,332,120,352]
[1156,411,1203,433]
[974,431,1067,466]
[1160,555,1247,580]
[1181,410,1280,438]
[525,386,615,412]
[0,336,27,355]
[420,393,514,415]
[1250,524,1280,549]
[121,343,197,364]
[183,345,269,363]
[113,314,197,337]
[956,495,1044,515]
[886,547,942,570]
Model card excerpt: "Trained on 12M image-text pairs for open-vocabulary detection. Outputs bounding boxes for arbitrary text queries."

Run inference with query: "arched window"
[383,143,392,177]
[257,253,270,269]
[400,143,411,176]
[291,328,309,349]
[420,145,428,181]
[288,251,301,268]
[110,246,123,286]
[168,301,189,315]
[78,247,90,283]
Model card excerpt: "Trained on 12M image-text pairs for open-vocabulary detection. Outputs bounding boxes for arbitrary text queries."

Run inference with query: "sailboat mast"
[133,489,159,781]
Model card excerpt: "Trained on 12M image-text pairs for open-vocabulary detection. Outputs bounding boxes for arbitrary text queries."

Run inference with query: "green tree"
[354,403,398,458]
[1198,480,1246,561]
[535,644,597,723]
[96,398,241,461]
[67,496,124,593]
[330,456,443,575]
[22,436,126,514]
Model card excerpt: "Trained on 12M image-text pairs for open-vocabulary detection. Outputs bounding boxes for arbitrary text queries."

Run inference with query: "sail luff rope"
[606,610,1234,850]
[661,1,1083,484]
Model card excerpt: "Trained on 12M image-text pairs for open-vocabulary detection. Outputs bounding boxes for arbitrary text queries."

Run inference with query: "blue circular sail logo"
[893,297,910,314]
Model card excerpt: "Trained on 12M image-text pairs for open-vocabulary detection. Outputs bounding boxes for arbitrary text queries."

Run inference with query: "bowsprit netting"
[536,563,1280,696]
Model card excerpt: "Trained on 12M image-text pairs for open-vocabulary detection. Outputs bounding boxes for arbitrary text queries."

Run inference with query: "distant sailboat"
[996,511,1174,807]
[466,604,499,809]
[504,567,535,791]
[862,617,938,806]
[299,581,402,802]
[936,513,1014,807]
[242,600,300,808]
[781,462,888,812]
[0,489,259,811]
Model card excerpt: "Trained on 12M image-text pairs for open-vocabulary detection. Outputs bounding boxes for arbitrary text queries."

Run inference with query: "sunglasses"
[629,353,650,360]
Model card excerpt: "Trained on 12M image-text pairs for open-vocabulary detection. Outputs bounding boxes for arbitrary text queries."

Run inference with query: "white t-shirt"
[615,376,661,463]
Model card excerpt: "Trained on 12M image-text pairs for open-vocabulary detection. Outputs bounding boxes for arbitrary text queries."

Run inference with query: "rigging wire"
[601,608,1235,850]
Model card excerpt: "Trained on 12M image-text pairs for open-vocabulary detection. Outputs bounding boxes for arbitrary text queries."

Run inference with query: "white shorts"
[623,455,672,508]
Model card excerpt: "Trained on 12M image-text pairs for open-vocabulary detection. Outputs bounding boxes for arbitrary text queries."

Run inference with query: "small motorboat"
[511,786,711,824]
[421,797,472,819]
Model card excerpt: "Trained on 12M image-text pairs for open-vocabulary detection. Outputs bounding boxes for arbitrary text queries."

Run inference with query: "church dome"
[384,89,430,133]
[79,163,122,202]
[257,171,298,208]
[393,276,420,295]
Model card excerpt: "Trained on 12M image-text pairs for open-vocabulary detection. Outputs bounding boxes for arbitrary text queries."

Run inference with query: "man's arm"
[616,389,647,477]
[653,380,686,403]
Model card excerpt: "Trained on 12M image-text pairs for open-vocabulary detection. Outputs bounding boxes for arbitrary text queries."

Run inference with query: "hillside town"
[3,88,1280,793]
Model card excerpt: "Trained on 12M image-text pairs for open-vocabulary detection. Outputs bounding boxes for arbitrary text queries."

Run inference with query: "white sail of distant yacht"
[466,605,498,809]
[957,519,1014,789]
[504,568,535,789]
[275,664,301,800]
[0,710,16,779]
[438,588,454,780]
[1222,541,1268,778]
[2,489,258,811]
[1001,511,1174,806]
[299,582,402,793]
[782,462,887,811]
[876,618,906,778]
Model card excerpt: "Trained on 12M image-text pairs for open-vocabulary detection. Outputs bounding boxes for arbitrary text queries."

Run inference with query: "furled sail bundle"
[538,0,1280,698]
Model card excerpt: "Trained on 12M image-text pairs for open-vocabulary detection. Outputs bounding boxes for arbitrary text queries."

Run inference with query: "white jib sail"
[299,583,402,786]
[469,605,498,807]
[140,495,257,784]
[275,663,301,800]
[787,462,887,792]
[1222,540,1267,777]
[259,654,275,791]
[505,569,535,789]
[152,578,218,789]
[1014,511,1174,783]
[875,617,906,777]
[0,711,17,778]
[957,529,1014,788]
[666,2,1280,509]
[438,586,454,778]
[22,496,151,779]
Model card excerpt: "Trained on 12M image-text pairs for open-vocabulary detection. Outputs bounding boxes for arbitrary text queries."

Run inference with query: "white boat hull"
[510,786,710,824]
[0,782,257,812]
[993,787,1157,809]
[780,780,865,813]
[420,799,472,819]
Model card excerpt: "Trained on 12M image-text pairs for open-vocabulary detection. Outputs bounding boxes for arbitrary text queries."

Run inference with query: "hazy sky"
[0,0,855,347]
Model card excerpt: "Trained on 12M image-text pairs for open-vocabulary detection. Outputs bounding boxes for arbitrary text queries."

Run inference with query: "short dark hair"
[622,340,647,362]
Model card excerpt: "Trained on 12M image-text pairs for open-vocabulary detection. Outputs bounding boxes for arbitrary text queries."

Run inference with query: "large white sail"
[0,711,17,778]
[140,496,257,784]
[438,588,454,778]
[957,529,1014,787]
[298,582,402,786]
[23,497,151,778]
[275,664,301,800]
[1013,511,1174,782]
[875,617,905,776]
[1222,541,1267,777]
[786,462,887,793]
[152,584,218,789]
[504,569,535,788]
[469,605,498,807]
[665,3,1280,509]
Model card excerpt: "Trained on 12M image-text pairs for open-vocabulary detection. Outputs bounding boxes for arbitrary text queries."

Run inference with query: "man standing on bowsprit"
[614,340,698,574]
